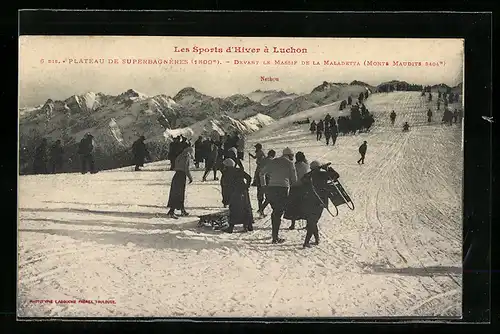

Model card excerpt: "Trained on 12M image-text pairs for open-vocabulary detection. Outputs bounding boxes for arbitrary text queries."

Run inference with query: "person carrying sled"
[202,140,219,182]
[390,110,397,126]
[78,133,97,174]
[166,146,194,218]
[309,120,317,134]
[220,158,254,233]
[402,122,410,132]
[132,135,151,171]
[299,160,340,248]
[316,120,324,141]
[284,151,310,230]
[260,147,297,244]
[357,141,367,165]
[427,109,433,123]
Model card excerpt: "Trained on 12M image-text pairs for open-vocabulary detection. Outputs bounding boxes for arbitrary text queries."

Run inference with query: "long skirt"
[229,189,253,226]
[167,171,187,210]
[284,185,306,221]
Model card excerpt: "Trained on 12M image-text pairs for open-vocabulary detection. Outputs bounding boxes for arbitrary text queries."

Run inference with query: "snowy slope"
[18,91,462,318]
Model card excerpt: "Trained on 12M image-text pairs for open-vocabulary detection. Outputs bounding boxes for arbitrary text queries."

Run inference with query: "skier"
[299,160,340,248]
[220,158,254,233]
[49,139,64,174]
[309,120,317,134]
[316,120,324,141]
[390,110,397,126]
[202,140,219,181]
[357,141,367,165]
[33,138,49,174]
[259,147,298,244]
[403,122,410,132]
[427,109,433,123]
[78,133,96,174]
[194,136,204,168]
[166,146,194,219]
[284,151,310,230]
[131,135,151,171]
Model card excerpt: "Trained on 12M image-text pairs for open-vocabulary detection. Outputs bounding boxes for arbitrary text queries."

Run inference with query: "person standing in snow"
[249,143,265,185]
[257,149,276,217]
[166,146,194,218]
[390,110,397,126]
[427,109,433,123]
[78,133,97,174]
[168,136,179,171]
[330,123,338,146]
[131,135,151,171]
[309,120,317,134]
[33,138,49,174]
[220,158,254,233]
[402,122,410,132]
[194,136,204,169]
[299,160,340,248]
[324,122,332,146]
[357,141,367,165]
[236,134,245,160]
[49,139,64,174]
[260,147,298,244]
[202,140,219,182]
[284,151,310,230]
[316,120,324,141]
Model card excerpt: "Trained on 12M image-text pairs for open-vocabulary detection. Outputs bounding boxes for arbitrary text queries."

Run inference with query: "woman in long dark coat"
[284,151,310,229]
[167,146,194,219]
[220,158,254,233]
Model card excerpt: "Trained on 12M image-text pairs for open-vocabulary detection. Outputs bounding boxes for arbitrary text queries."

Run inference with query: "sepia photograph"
[18,36,464,318]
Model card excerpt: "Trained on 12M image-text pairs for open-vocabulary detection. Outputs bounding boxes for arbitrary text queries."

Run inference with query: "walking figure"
[427,109,433,123]
[390,110,396,126]
[357,141,367,165]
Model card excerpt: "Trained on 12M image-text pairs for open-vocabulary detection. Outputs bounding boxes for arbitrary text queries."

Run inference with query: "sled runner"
[197,209,230,230]
[327,179,355,210]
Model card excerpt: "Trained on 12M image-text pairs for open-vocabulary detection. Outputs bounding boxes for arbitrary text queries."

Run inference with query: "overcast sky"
[19,36,464,108]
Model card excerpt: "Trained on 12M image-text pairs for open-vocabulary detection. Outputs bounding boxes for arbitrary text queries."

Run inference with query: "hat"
[184,146,195,155]
[228,147,238,155]
[254,143,262,149]
[223,158,235,167]
[282,147,293,156]
[310,160,322,170]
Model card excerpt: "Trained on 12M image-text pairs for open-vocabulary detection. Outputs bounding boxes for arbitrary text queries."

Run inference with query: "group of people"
[309,113,339,145]
[32,138,64,174]
[165,137,363,248]
[32,132,97,175]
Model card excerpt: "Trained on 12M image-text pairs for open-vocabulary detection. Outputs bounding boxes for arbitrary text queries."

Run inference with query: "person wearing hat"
[299,160,340,248]
[167,146,194,218]
[202,139,220,182]
[357,141,367,165]
[225,146,244,170]
[259,147,298,244]
[220,158,254,233]
[78,133,96,174]
[131,135,151,171]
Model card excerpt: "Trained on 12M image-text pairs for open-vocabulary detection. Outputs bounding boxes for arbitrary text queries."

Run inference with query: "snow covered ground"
[17,92,463,318]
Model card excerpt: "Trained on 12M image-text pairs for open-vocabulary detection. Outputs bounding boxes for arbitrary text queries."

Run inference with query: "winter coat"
[294,161,310,182]
[225,150,244,170]
[78,137,94,155]
[174,147,193,180]
[132,139,150,160]
[236,137,245,153]
[259,156,298,188]
[359,143,367,155]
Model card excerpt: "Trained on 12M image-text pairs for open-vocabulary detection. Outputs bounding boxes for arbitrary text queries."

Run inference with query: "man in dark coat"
[316,120,324,141]
[202,140,220,181]
[168,136,180,170]
[357,141,367,165]
[33,138,49,174]
[309,120,317,133]
[194,136,204,168]
[49,139,64,174]
[78,133,96,174]
[324,122,332,145]
[330,124,338,146]
[427,109,433,123]
[132,135,151,171]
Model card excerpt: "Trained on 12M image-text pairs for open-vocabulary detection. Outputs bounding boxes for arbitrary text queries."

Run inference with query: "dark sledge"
[197,209,230,229]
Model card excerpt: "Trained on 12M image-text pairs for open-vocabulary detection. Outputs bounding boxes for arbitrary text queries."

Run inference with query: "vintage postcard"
[18,36,464,318]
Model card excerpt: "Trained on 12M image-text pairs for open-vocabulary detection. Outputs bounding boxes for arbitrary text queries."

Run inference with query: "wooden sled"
[197,209,230,230]
[327,179,355,210]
